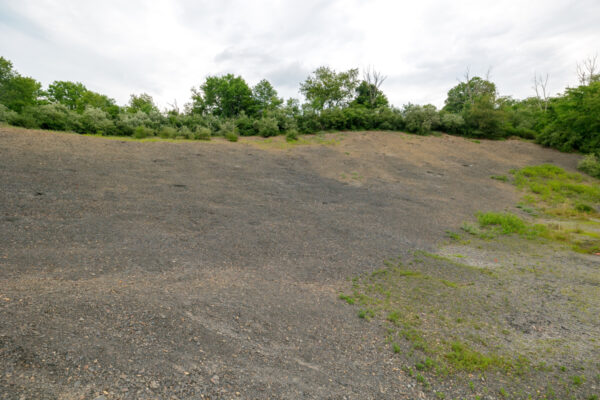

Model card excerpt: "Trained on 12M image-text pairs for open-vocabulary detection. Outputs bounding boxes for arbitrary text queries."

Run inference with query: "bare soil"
[0,127,593,399]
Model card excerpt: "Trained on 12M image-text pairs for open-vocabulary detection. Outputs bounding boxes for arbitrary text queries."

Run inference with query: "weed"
[491,175,509,182]
[571,375,585,386]
[499,387,508,397]
[338,293,355,305]
[392,342,401,354]
[444,342,500,372]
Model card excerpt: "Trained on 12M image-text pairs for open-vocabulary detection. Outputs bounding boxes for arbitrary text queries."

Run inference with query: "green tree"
[352,81,388,109]
[0,56,16,84]
[190,74,255,118]
[46,81,88,111]
[252,79,282,114]
[537,82,600,155]
[127,93,159,114]
[300,66,359,110]
[0,75,42,112]
[443,77,497,113]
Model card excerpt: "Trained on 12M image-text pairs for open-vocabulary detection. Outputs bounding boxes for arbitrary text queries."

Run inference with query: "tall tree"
[127,93,159,114]
[443,75,497,113]
[300,66,359,110]
[46,81,88,111]
[190,74,255,117]
[252,79,282,114]
[0,75,42,112]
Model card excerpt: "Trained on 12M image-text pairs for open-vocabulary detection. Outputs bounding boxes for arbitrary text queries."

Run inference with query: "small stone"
[149,380,159,389]
[94,396,106,400]
[210,375,219,385]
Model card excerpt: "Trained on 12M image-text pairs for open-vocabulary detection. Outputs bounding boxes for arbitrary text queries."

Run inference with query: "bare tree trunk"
[577,54,598,85]
[533,73,550,112]
[363,66,387,108]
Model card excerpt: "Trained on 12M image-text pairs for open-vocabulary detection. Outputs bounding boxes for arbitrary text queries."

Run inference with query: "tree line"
[0,55,598,162]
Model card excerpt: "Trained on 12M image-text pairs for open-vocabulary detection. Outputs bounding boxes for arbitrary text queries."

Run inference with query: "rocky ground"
[0,126,594,399]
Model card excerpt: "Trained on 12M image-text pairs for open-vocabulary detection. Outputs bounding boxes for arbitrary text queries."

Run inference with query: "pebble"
[210,375,220,385]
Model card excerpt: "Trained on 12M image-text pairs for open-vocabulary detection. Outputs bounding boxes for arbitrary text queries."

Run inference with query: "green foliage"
[158,126,177,139]
[79,107,115,135]
[194,126,211,141]
[285,129,299,142]
[191,74,255,117]
[440,112,465,134]
[402,103,440,135]
[32,103,77,131]
[127,93,159,114]
[537,82,600,155]
[254,116,280,137]
[463,95,505,138]
[0,75,42,112]
[133,126,154,139]
[218,119,238,139]
[46,81,88,111]
[300,66,359,110]
[443,77,497,114]
[578,154,600,179]
[0,104,18,123]
[352,80,389,109]
[252,79,282,114]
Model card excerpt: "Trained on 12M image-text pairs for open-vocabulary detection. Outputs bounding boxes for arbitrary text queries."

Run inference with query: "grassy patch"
[512,164,600,217]
[462,165,600,253]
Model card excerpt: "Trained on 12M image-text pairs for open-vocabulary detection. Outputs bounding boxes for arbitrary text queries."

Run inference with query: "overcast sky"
[1,0,599,110]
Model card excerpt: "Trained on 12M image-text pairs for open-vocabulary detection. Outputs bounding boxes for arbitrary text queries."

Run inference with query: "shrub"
[32,103,75,131]
[177,126,194,139]
[578,154,600,179]
[114,111,151,136]
[225,131,238,142]
[218,120,238,138]
[254,117,279,137]
[79,107,115,135]
[158,126,177,139]
[236,112,257,136]
[194,126,211,141]
[537,82,600,155]
[403,104,440,135]
[285,129,299,142]
[133,126,154,139]
[0,104,19,124]
[297,110,322,134]
[440,112,465,135]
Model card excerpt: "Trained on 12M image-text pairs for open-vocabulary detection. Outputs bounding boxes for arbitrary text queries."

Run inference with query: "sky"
[1,0,599,110]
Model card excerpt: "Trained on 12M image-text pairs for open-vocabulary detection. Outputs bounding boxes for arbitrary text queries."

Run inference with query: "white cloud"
[1,0,599,109]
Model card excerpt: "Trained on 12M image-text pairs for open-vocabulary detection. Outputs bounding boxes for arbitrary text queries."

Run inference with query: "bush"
[114,111,151,136]
[0,104,19,123]
[177,126,194,139]
[194,126,211,141]
[236,112,257,136]
[32,103,75,131]
[254,117,279,137]
[537,82,600,155]
[79,107,115,135]
[320,108,348,130]
[403,104,440,135]
[578,154,600,179]
[440,112,465,135]
[218,120,239,141]
[158,126,177,139]
[133,126,154,139]
[297,110,322,134]
[286,129,299,142]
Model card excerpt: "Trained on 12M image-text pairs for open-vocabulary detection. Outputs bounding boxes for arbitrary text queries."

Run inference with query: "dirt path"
[0,127,583,399]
